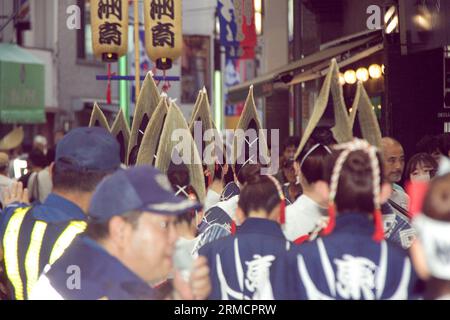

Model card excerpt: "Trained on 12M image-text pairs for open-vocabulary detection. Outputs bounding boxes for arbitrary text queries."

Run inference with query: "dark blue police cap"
[89,165,202,221]
[55,127,121,172]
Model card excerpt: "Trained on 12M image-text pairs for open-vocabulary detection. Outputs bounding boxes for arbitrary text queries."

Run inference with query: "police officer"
[0,127,121,300]
[30,166,211,300]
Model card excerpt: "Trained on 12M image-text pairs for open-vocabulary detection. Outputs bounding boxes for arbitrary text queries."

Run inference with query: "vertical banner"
[217,0,256,60]
[144,0,182,70]
[240,0,256,59]
[218,0,240,59]
[91,0,129,62]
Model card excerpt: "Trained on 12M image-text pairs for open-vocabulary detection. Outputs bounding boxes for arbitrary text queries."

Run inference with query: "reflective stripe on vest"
[3,206,87,300]
[24,221,48,298]
[49,221,87,265]
[2,207,31,300]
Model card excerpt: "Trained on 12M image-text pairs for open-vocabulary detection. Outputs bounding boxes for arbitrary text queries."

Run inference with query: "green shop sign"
[0,43,45,123]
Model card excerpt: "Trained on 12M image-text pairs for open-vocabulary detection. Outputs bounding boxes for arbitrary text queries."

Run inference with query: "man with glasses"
[29,166,211,300]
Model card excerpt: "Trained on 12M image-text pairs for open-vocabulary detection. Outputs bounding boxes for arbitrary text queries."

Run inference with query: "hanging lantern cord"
[162,69,171,93]
[106,63,116,105]
[152,66,162,87]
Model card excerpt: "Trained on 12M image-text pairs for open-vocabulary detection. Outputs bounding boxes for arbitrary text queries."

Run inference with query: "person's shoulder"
[198,233,233,257]
[1,202,32,221]
[0,203,31,237]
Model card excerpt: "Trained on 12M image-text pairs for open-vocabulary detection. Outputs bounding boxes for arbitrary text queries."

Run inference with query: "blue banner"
[217,0,241,60]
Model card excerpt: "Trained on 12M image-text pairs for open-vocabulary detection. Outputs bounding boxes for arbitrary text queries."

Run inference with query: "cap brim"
[141,196,203,216]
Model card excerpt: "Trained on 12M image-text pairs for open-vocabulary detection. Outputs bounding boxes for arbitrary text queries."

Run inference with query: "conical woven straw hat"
[188,88,218,177]
[155,101,206,203]
[349,81,382,148]
[294,59,353,159]
[136,96,170,166]
[128,71,160,165]
[0,127,24,151]
[189,88,205,128]
[232,85,269,169]
[89,103,110,130]
[110,109,131,164]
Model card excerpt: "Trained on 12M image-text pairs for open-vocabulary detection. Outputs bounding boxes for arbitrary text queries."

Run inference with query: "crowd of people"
[0,124,447,300]
[0,69,449,300]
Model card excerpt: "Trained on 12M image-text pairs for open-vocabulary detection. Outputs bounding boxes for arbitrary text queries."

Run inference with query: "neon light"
[119,55,129,126]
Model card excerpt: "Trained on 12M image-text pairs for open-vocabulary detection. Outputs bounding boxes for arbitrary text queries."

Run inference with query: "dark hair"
[173,185,199,225]
[86,210,143,241]
[295,127,335,184]
[52,161,112,193]
[422,173,450,222]
[167,162,199,225]
[167,161,190,188]
[283,136,300,151]
[416,135,441,155]
[236,163,261,185]
[323,150,385,213]
[238,166,280,216]
[29,149,48,168]
[405,153,438,180]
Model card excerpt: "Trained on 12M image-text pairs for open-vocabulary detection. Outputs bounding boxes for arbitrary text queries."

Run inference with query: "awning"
[0,43,45,123]
[227,30,383,103]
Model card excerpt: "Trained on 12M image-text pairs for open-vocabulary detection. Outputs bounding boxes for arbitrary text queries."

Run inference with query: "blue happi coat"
[198,218,291,300]
[381,203,415,249]
[198,182,240,234]
[266,213,418,300]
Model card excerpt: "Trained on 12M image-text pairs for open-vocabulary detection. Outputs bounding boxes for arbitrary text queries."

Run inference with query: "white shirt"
[283,194,326,241]
[204,189,221,212]
[215,195,239,223]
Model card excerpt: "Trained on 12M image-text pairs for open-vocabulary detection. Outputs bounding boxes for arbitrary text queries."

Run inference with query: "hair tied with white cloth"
[299,143,332,169]
[175,185,189,197]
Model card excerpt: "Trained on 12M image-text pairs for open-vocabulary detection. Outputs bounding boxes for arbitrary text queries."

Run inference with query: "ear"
[108,216,129,250]
[314,180,330,202]
[235,206,246,225]
[409,238,430,280]
[380,183,392,204]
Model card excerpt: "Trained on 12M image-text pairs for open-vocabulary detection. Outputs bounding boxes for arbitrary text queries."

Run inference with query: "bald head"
[381,137,405,184]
